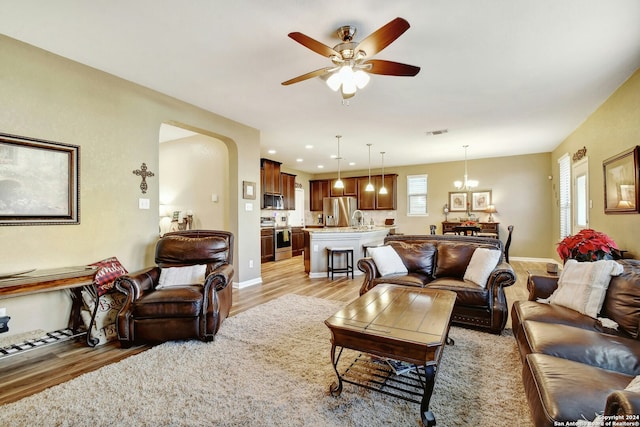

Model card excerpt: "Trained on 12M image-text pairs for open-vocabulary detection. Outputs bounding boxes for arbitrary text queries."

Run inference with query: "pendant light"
[379,151,388,195]
[333,135,344,189]
[453,145,479,190]
[365,143,374,192]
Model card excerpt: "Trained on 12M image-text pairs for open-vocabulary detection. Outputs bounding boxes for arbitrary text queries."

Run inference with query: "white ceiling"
[2,1,639,173]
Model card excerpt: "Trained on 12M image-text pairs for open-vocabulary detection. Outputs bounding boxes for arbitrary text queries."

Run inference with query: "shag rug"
[0,295,533,426]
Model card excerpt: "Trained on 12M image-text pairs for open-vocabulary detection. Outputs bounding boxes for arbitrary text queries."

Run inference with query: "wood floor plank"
[0,255,542,405]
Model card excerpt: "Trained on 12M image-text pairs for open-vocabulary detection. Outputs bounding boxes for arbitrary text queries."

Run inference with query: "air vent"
[425,129,448,136]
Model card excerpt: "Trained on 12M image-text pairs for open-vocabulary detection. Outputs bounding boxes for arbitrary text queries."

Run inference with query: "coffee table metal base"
[329,349,440,427]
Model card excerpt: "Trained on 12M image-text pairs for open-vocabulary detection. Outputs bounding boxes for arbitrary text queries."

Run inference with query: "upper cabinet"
[310,179,331,211]
[261,158,296,210]
[330,177,357,197]
[281,173,296,210]
[261,158,281,195]
[311,174,397,211]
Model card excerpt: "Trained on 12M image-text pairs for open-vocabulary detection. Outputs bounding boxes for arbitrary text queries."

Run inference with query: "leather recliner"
[115,230,234,347]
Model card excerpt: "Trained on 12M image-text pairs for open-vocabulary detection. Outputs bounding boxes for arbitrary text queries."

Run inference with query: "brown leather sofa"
[115,230,234,346]
[357,234,516,334]
[512,259,640,426]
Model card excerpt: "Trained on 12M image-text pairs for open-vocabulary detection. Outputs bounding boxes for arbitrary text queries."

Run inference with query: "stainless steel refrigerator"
[323,197,357,227]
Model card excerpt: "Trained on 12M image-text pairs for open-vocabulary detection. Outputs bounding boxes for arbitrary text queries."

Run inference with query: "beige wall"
[0,35,261,336]
[550,68,640,260]
[159,134,229,232]
[311,152,554,259]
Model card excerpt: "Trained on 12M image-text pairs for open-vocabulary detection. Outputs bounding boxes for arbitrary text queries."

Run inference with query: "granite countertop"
[303,226,389,233]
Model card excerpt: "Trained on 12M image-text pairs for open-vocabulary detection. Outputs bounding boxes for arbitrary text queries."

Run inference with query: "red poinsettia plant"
[557,229,620,263]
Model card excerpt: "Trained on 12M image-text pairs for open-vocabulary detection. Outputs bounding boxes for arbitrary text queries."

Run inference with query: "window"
[407,174,428,215]
[558,154,571,238]
[573,157,589,232]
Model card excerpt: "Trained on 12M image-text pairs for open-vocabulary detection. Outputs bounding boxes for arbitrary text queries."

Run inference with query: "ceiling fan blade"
[282,67,333,85]
[288,32,340,58]
[363,59,420,76]
[355,17,410,57]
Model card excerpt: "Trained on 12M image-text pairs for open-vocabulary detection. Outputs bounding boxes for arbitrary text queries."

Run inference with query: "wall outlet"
[249,259,254,268]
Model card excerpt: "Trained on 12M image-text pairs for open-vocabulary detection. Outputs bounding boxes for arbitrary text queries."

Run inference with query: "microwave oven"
[263,194,284,210]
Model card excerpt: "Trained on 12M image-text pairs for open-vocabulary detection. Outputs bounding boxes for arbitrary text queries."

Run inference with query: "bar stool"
[326,247,354,279]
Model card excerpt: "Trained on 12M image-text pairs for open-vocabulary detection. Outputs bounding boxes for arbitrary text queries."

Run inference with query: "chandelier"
[453,145,478,190]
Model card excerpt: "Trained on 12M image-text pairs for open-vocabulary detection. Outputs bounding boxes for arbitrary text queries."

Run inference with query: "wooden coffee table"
[325,284,456,426]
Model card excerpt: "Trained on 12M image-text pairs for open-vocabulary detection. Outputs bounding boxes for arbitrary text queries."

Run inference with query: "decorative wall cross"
[132,163,155,194]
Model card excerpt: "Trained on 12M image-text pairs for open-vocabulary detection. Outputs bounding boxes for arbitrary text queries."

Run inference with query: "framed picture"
[471,190,492,211]
[243,180,256,200]
[603,145,639,214]
[0,133,79,225]
[448,192,468,212]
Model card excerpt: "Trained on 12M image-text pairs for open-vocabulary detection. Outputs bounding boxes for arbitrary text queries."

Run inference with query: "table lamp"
[485,205,497,222]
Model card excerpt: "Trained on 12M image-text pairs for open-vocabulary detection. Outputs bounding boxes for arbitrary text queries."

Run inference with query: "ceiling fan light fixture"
[326,72,341,91]
[354,69,370,89]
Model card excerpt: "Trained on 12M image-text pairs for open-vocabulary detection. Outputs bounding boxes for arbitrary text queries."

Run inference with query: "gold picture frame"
[471,190,492,212]
[603,146,639,214]
[448,192,468,212]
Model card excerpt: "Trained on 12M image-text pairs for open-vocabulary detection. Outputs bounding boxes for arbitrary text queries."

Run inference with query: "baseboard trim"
[233,277,262,289]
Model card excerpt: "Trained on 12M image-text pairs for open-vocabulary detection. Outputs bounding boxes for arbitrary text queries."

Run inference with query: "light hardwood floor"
[0,256,544,405]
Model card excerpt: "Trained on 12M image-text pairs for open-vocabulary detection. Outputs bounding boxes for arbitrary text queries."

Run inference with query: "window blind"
[407,174,428,215]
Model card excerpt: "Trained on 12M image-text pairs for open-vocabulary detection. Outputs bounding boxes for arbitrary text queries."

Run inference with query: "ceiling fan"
[282,17,420,99]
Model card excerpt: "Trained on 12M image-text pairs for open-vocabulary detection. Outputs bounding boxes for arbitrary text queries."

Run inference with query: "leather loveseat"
[512,259,640,426]
[357,234,516,334]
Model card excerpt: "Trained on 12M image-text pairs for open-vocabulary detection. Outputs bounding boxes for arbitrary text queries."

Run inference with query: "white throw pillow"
[157,265,206,289]
[463,248,501,288]
[549,259,624,318]
[626,375,640,392]
[368,245,408,277]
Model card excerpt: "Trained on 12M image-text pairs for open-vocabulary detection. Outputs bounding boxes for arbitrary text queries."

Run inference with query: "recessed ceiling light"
[349,162,356,166]
[425,129,449,136]
[330,154,337,159]
[296,158,303,162]
[267,149,277,154]
[305,145,313,149]
[317,165,324,169]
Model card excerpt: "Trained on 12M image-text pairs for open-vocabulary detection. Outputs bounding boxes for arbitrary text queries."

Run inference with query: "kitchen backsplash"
[305,210,397,226]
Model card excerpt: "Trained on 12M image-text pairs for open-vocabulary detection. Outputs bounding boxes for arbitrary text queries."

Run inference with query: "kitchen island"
[303,227,390,278]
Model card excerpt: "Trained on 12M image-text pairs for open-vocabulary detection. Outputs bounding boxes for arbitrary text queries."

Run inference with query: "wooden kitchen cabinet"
[330,177,357,197]
[260,228,274,263]
[310,179,330,211]
[292,227,304,256]
[261,158,282,195]
[281,173,296,210]
[356,174,397,210]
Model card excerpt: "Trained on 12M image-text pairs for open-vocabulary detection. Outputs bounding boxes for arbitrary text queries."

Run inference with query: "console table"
[0,266,98,356]
[442,221,499,239]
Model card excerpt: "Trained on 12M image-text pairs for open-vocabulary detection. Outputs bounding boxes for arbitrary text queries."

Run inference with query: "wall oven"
[274,227,293,261]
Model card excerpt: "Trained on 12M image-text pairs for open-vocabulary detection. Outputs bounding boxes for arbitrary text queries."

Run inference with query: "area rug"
[0,294,533,426]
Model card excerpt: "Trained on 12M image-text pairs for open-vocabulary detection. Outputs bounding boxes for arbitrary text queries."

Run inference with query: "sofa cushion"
[434,242,476,279]
[368,245,408,276]
[601,259,640,339]
[372,272,429,288]
[511,300,603,337]
[523,353,634,427]
[463,248,501,288]
[427,278,489,307]
[133,286,204,318]
[549,259,623,318]
[521,320,640,375]
[387,241,436,278]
